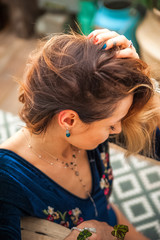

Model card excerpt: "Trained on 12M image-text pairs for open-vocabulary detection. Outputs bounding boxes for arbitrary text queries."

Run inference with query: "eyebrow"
[113,115,126,125]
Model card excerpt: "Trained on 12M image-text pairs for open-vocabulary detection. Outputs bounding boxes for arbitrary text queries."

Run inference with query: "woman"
[0,29,159,240]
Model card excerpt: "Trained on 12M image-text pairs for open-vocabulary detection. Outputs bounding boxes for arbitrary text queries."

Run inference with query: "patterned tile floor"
[0,110,160,239]
[109,147,160,240]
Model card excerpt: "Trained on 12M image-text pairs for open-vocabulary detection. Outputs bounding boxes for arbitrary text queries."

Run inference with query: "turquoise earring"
[66,129,70,137]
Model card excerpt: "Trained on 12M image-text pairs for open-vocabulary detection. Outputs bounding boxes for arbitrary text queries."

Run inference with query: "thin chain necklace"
[22,129,98,217]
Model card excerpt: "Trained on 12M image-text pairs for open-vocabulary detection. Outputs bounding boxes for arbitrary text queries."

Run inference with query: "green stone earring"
[66,129,70,137]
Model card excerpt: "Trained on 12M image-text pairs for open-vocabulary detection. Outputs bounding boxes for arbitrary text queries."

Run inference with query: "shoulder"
[0,147,35,205]
[0,148,24,179]
[0,143,32,184]
[0,133,23,165]
[0,149,27,203]
[0,130,20,151]
[0,129,28,162]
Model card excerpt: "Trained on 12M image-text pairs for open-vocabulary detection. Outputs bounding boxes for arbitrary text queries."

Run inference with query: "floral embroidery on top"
[58,211,69,227]
[43,206,60,222]
[100,174,110,195]
[100,149,113,197]
[68,207,84,225]
[43,206,84,228]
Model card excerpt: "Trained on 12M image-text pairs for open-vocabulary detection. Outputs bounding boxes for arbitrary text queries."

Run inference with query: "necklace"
[22,129,98,217]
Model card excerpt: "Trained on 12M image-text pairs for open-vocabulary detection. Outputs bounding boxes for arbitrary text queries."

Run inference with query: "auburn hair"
[19,32,160,156]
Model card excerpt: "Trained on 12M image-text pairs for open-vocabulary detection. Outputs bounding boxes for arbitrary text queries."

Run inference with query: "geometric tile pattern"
[109,147,160,240]
[109,153,131,177]
[136,220,160,240]
[113,173,142,199]
[0,110,160,239]
[139,166,160,191]
[150,190,160,214]
[121,196,155,223]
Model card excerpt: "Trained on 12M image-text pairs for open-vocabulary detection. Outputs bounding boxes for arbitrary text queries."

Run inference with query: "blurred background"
[0,0,160,115]
[0,3,160,239]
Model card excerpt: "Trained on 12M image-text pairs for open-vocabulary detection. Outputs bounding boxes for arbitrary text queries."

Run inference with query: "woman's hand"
[64,220,115,240]
[87,29,139,59]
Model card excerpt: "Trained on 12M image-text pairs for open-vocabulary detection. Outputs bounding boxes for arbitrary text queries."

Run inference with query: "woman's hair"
[19,31,160,156]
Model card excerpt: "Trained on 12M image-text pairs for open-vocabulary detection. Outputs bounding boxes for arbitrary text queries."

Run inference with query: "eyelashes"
[110,126,116,131]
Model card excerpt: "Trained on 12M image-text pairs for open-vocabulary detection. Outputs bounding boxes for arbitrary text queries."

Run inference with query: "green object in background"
[134,0,160,10]
[77,0,97,35]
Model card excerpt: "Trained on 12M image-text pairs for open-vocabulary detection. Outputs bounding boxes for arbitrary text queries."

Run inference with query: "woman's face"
[70,94,133,150]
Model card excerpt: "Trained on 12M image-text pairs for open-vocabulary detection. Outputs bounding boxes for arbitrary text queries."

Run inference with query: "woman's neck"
[23,125,74,163]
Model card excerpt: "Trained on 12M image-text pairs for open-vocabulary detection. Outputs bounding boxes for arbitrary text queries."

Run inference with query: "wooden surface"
[0,28,37,115]
[21,217,71,240]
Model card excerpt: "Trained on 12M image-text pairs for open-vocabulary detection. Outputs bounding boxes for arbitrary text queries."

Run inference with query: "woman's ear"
[58,110,78,130]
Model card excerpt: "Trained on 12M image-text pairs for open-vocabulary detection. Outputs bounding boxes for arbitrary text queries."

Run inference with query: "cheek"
[88,129,110,144]
[70,129,110,150]
[99,131,110,142]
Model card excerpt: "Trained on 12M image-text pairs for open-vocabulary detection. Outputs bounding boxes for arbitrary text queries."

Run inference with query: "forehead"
[93,94,133,127]
[108,94,133,123]
[85,94,133,128]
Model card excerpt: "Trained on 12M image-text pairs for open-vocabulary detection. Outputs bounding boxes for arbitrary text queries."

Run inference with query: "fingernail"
[102,43,107,49]
[93,37,99,44]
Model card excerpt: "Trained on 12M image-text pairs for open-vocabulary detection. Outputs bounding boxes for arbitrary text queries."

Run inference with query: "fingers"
[87,29,139,59]
[87,29,131,50]
[89,30,119,44]
[116,48,139,59]
[87,29,111,39]
[104,35,131,50]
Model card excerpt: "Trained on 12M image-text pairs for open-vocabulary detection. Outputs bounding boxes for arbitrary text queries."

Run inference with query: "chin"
[73,140,105,151]
[84,143,101,151]
[87,140,108,150]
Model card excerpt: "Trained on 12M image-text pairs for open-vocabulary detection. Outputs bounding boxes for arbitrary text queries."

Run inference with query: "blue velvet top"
[0,142,117,240]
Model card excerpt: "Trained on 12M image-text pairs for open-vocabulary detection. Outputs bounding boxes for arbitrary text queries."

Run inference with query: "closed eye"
[110,126,116,131]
